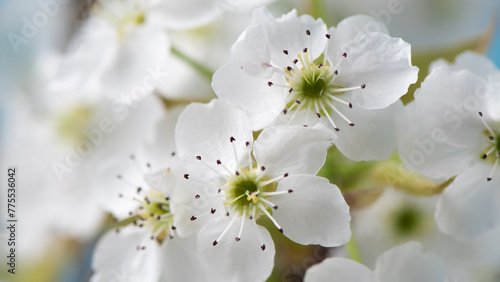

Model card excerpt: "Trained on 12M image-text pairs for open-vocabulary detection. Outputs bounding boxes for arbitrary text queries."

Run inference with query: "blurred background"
[1,0,499,281]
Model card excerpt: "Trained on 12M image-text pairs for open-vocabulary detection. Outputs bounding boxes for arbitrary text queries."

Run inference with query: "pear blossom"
[92,107,209,281]
[398,51,500,240]
[50,0,229,98]
[349,188,500,280]
[175,99,351,281]
[212,7,417,160]
[304,242,447,282]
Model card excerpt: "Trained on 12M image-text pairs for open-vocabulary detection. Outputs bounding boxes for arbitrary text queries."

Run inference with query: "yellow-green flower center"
[224,169,276,216]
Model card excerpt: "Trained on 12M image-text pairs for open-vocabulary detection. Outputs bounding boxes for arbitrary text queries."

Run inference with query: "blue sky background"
[488,15,500,67]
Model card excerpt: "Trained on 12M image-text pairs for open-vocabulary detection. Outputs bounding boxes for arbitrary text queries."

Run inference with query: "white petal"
[414,67,487,147]
[212,62,285,114]
[375,242,446,282]
[333,99,405,161]
[332,33,418,109]
[328,15,388,58]
[197,217,275,282]
[254,125,336,178]
[101,27,170,98]
[272,175,351,247]
[150,0,220,30]
[91,227,162,282]
[250,7,327,68]
[230,25,273,78]
[304,257,379,282]
[430,51,500,78]
[156,55,215,102]
[50,17,117,94]
[435,163,500,241]
[175,100,253,179]
[398,102,481,179]
[162,235,212,281]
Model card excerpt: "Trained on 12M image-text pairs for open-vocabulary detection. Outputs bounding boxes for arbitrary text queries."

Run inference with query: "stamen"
[328,85,365,93]
[196,156,229,177]
[478,112,495,137]
[213,215,238,246]
[250,205,257,220]
[319,101,340,131]
[487,158,499,181]
[230,136,240,168]
[261,190,293,196]
[259,173,289,186]
[483,147,496,159]
[235,208,247,242]
[260,197,278,210]
[129,154,145,173]
[325,99,355,126]
[258,203,283,233]
[326,93,352,107]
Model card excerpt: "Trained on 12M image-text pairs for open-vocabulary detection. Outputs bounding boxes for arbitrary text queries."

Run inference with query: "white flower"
[304,242,447,282]
[398,51,500,240]
[349,188,500,280]
[51,0,227,98]
[175,99,351,281]
[212,7,418,160]
[92,108,209,281]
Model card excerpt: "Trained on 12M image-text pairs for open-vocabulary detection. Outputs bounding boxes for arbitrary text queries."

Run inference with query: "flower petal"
[253,125,336,178]
[332,33,418,109]
[250,7,327,68]
[230,25,273,78]
[175,100,253,179]
[150,0,220,30]
[197,217,275,281]
[101,27,170,99]
[414,67,487,147]
[91,227,162,282]
[398,102,481,179]
[161,235,212,281]
[435,163,500,241]
[328,15,389,59]
[333,99,406,161]
[375,242,446,282]
[304,257,379,282]
[271,175,351,247]
[212,62,285,114]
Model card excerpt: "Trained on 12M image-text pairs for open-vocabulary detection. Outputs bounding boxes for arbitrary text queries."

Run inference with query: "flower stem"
[171,46,214,81]
[370,157,456,196]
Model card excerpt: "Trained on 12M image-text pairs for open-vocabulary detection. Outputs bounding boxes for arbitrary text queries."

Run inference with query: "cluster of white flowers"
[3,0,500,281]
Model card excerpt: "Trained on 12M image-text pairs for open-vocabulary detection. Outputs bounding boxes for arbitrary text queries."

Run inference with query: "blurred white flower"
[212,7,417,160]
[175,99,351,281]
[92,107,209,282]
[349,188,500,281]
[398,51,500,240]
[305,242,446,282]
[50,0,232,99]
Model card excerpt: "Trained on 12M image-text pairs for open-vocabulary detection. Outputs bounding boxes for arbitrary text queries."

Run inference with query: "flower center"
[478,112,500,181]
[57,106,93,143]
[92,0,146,38]
[388,205,429,239]
[224,169,277,217]
[116,175,176,244]
[267,30,366,131]
[301,71,328,98]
